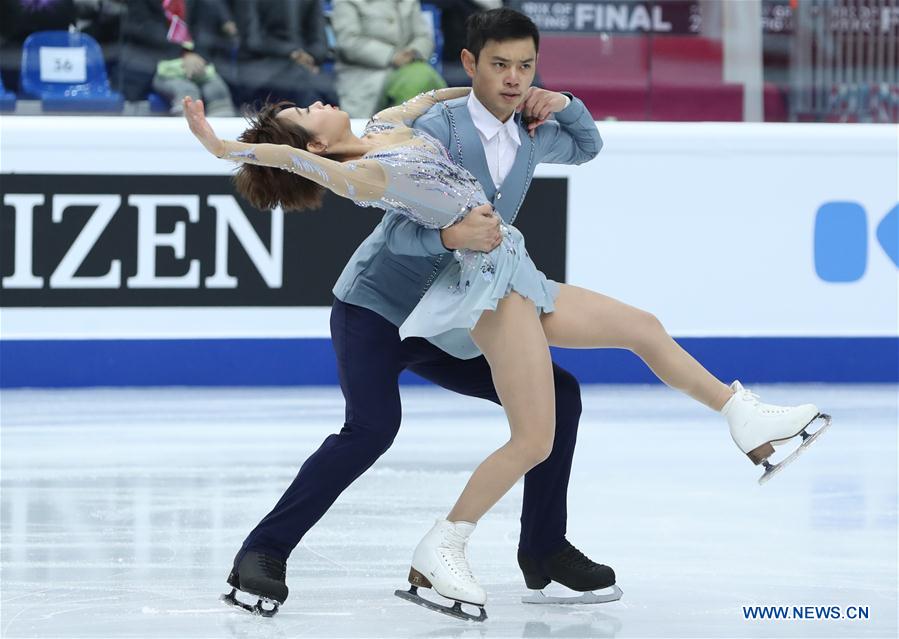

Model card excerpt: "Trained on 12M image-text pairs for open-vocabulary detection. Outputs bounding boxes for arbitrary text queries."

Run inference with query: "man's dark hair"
[465,8,539,61]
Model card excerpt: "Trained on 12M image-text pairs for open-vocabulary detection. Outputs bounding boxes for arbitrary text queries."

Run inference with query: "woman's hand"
[183,96,225,157]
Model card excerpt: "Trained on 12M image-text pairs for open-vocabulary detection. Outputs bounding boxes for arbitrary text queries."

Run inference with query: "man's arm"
[236,3,292,57]
[383,205,502,256]
[382,210,448,256]
[405,3,435,62]
[301,0,329,63]
[381,104,503,257]
[527,90,603,165]
[122,0,184,55]
[379,105,451,256]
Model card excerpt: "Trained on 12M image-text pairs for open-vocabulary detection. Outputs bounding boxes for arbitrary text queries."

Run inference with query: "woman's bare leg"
[541,284,734,411]
[446,292,556,523]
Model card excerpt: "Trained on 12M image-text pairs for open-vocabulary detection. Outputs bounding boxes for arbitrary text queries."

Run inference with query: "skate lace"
[739,388,791,415]
[441,530,476,582]
[557,542,598,571]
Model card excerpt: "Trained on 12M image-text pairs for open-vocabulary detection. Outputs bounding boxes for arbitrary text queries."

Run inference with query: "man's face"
[462,37,537,122]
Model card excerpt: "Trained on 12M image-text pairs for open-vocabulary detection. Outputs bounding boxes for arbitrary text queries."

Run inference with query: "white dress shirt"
[466,91,571,191]
[466,92,522,189]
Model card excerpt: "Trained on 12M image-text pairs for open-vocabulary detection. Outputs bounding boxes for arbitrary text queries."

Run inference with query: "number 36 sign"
[39,46,87,83]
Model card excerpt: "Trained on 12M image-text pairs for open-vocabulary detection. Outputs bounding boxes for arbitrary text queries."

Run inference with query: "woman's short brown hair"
[232,100,327,211]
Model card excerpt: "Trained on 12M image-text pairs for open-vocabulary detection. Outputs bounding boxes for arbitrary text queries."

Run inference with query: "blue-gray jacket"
[332,94,602,328]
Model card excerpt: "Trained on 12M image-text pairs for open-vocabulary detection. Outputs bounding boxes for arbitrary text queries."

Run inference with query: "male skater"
[223,8,615,616]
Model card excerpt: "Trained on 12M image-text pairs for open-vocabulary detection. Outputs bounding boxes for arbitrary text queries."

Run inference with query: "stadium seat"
[147,92,171,114]
[538,34,745,121]
[20,30,124,113]
[0,75,16,112]
[648,36,742,121]
[538,35,650,120]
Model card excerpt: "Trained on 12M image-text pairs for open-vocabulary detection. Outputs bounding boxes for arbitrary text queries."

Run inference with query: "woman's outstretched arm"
[373,87,471,127]
[183,96,386,202]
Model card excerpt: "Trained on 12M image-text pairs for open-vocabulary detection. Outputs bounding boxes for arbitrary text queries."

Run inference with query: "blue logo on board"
[814,202,898,282]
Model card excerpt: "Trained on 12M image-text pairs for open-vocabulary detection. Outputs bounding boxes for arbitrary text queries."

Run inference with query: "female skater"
[184,89,827,616]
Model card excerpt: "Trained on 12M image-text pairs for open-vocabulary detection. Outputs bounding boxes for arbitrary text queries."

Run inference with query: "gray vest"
[332,94,600,328]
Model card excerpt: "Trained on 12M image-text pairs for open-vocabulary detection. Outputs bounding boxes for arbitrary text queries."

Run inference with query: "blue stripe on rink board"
[1,337,896,388]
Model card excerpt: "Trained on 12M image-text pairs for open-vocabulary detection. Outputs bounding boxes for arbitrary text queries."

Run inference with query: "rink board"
[1,117,896,386]
[0,337,895,387]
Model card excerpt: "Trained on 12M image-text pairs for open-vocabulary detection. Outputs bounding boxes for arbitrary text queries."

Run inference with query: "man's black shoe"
[518,540,616,592]
[232,550,288,603]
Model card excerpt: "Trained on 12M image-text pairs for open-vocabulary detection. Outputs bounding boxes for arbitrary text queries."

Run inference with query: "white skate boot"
[722,381,831,484]
[394,519,487,622]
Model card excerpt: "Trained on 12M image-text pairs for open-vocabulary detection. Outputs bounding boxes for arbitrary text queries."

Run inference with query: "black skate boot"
[518,541,622,604]
[220,551,288,617]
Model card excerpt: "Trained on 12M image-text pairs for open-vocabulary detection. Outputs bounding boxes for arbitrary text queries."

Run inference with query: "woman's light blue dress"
[221,89,559,359]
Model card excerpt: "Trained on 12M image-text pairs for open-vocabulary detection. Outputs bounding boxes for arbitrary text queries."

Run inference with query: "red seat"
[539,34,649,120]
[538,34,746,121]
[650,36,728,86]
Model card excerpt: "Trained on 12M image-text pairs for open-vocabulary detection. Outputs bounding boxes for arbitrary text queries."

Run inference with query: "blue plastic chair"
[147,92,171,114]
[20,30,124,112]
[0,75,16,112]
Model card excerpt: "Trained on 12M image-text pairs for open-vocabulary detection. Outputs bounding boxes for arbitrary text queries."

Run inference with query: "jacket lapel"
[451,104,496,202]
[494,115,534,221]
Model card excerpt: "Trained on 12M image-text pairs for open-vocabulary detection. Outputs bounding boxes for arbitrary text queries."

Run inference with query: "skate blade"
[521,584,623,605]
[220,588,280,617]
[394,586,487,622]
[759,413,832,485]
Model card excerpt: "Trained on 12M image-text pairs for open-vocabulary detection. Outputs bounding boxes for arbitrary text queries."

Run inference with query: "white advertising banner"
[542,122,898,337]
[1,117,896,339]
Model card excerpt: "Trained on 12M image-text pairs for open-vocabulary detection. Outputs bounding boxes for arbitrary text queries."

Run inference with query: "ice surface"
[2,384,896,638]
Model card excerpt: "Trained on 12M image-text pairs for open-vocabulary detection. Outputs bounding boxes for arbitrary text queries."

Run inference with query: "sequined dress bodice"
[355,120,489,229]
[218,89,559,359]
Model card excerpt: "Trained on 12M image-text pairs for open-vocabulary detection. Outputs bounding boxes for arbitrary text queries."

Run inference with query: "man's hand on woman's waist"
[440,204,502,252]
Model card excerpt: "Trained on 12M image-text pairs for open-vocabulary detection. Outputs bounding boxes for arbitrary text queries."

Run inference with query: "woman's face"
[276,101,350,149]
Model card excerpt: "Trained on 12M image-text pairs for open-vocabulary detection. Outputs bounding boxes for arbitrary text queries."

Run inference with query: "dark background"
[1,174,568,306]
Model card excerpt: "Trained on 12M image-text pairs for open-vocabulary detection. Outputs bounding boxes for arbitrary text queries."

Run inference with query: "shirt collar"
[467,92,521,147]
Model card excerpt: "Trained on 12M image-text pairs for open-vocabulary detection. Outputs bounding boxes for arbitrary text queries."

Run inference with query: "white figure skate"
[394,519,487,622]
[722,381,831,484]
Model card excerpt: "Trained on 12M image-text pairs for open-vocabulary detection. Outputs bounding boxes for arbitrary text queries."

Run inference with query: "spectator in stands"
[331,0,444,118]
[0,0,78,92]
[232,0,337,108]
[74,0,127,42]
[121,0,237,114]
[73,0,128,92]
[426,0,501,86]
